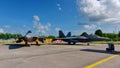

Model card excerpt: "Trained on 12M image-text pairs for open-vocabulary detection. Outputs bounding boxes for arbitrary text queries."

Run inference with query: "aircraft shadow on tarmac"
[8,44,41,49]
[8,44,26,49]
[80,49,120,54]
[50,43,87,46]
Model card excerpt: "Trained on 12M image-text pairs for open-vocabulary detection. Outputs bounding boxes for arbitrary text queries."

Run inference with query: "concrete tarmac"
[0,44,119,68]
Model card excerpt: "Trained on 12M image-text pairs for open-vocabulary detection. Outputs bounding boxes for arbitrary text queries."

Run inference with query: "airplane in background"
[53,30,109,45]
[16,30,43,46]
[84,35,109,41]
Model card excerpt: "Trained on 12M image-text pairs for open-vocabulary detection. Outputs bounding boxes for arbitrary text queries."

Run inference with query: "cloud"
[0,28,4,33]
[45,23,51,30]
[33,15,40,22]
[57,3,62,11]
[3,25,10,28]
[84,24,97,29]
[57,3,60,6]
[58,7,62,11]
[33,15,51,35]
[78,22,101,30]
[77,0,120,24]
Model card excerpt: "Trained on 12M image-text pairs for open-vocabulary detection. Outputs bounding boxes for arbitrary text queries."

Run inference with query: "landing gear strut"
[25,42,30,47]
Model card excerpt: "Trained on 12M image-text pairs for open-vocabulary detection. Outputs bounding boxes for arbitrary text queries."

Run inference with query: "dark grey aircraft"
[53,30,109,45]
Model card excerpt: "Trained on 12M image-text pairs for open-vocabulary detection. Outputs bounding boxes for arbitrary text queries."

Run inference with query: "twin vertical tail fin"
[59,30,71,38]
[66,32,71,37]
[59,30,65,38]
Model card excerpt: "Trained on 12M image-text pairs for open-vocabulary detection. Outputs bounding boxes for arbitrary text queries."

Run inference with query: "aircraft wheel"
[36,41,40,46]
[68,42,71,45]
[25,42,28,45]
[87,43,90,46]
[27,44,31,47]
[36,41,38,45]
[25,42,30,47]
[73,42,76,45]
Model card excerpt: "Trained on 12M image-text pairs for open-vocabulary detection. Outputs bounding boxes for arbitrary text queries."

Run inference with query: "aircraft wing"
[55,36,87,40]
[85,35,109,41]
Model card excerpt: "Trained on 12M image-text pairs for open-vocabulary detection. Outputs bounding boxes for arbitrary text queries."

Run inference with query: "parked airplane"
[53,30,88,45]
[16,30,43,46]
[53,30,109,45]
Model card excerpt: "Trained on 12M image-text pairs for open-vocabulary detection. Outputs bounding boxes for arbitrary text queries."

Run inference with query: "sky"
[0,0,120,36]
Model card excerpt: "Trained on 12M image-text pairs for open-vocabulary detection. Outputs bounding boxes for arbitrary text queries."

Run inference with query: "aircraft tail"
[25,30,32,38]
[26,30,32,35]
[66,32,71,37]
[59,30,65,38]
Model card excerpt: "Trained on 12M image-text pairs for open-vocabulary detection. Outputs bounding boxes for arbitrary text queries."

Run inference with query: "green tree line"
[81,29,120,41]
[0,33,22,39]
[94,29,120,41]
[0,29,119,41]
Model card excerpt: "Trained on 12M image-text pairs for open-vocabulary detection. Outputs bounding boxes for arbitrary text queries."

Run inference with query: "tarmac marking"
[85,54,119,68]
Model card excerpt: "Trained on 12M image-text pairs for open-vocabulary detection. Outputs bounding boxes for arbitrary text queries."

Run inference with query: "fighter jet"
[16,30,43,46]
[53,30,88,45]
[53,30,109,45]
